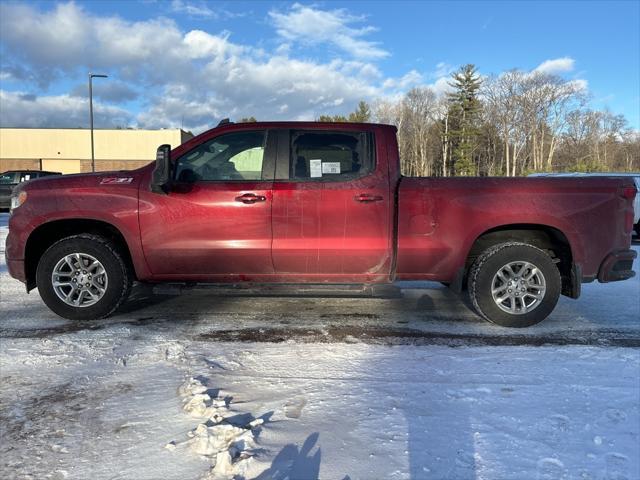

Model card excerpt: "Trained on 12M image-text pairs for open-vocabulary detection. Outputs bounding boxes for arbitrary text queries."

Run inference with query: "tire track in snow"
[3,322,640,347]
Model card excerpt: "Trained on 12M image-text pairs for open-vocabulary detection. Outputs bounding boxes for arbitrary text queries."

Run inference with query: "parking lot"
[1,212,639,479]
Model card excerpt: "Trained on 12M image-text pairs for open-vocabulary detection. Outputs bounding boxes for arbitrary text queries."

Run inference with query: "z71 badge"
[100,177,134,185]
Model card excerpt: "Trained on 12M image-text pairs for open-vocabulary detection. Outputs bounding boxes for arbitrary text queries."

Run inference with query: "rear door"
[271,128,393,282]
[139,129,276,277]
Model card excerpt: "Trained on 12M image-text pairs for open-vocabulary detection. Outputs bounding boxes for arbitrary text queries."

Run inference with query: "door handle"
[354,193,383,203]
[235,193,266,204]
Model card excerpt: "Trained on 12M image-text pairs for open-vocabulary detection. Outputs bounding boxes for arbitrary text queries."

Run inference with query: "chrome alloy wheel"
[491,261,546,315]
[51,253,108,307]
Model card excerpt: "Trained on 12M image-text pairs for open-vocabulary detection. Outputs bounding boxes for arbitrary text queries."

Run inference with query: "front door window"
[175,131,266,182]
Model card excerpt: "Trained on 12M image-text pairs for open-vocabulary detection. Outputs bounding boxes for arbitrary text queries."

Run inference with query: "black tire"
[36,234,132,320]
[634,223,640,237]
[468,242,561,328]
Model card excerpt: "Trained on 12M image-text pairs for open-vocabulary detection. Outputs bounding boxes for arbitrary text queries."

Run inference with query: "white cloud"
[382,70,423,90]
[135,54,383,131]
[534,57,575,75]
[0,2,189,83]
[183,30,244,59]
[434,62,456,78]
[0,90,131,128]
[269,3,388,59]
[568,78,589,92]
[170,0,215,18]
[429,76,454,96]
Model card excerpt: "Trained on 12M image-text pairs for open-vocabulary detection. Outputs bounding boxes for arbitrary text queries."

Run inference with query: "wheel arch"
[457,223,578,298]
[24,218,136,291]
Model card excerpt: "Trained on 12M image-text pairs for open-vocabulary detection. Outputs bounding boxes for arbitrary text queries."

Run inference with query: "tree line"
[317,65,639,177]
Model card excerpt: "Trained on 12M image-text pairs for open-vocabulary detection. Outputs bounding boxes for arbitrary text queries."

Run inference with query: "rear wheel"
[468,242,561,327]
[36,234,132,320]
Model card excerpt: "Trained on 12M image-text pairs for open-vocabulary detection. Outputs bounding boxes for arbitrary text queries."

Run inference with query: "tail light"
[620,185,637,200]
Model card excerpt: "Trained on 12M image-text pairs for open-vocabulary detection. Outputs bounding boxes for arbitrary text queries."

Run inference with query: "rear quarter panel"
[396,176,633,281]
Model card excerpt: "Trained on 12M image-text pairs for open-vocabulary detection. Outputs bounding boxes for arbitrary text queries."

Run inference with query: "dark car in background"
[0,170,62,210]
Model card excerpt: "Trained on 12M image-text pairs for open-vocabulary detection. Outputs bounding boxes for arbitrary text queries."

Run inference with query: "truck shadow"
[116,283,176,314]
[111,281,484,330]
[0,282,485,340]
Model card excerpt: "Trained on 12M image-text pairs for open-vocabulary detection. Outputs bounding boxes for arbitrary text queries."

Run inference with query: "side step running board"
[151,282,403,298]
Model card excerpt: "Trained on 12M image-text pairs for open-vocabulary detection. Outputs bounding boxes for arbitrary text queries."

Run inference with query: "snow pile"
[167,377,264,479]
[179,377,225,418]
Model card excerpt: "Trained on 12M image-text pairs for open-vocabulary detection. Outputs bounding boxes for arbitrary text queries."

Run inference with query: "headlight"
[10,190,27,211]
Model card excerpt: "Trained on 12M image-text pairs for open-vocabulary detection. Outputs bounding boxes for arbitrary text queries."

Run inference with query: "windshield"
[0,172,18,185]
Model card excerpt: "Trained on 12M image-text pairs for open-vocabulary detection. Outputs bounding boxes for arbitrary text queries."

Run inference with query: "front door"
[139,129,276,278]
[271,128,393,282]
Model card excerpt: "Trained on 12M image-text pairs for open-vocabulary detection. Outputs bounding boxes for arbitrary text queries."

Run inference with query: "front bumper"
[5,214,29,285]
[597,249,637,282]
[6,258,26,284]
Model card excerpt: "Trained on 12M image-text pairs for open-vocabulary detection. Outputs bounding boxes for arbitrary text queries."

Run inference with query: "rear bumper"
[597,249,637,282]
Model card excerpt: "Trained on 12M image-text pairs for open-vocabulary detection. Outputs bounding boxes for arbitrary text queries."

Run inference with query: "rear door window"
[288,131,375,181]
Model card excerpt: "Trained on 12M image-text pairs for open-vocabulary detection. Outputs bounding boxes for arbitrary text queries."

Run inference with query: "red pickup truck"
[5,121,637,327]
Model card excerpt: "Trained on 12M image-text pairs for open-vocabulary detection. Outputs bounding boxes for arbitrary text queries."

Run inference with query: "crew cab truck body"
[5,122,637,327]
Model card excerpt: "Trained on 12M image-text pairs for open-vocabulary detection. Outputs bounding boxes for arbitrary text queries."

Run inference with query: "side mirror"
[151,144,172,194]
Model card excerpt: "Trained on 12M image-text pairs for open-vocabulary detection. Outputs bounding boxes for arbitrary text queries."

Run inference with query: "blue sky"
[0,0,638,132]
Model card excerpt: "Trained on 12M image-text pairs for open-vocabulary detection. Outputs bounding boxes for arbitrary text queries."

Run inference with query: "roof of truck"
[212,120,397,130]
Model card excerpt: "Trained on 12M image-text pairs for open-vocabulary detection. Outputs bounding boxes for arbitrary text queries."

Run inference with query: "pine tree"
[348,101,372,123]
[317,114,347,122]
[317,101,371,123]
[447,64,482,176]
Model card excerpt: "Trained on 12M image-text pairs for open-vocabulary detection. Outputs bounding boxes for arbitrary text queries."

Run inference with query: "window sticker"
[309,159,322,178]
[322,162,341,174]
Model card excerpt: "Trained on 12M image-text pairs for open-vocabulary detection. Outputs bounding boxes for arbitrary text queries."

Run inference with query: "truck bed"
[396,176,636,283]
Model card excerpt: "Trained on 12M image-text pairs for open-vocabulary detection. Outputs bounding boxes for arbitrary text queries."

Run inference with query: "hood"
[18,167,147,193]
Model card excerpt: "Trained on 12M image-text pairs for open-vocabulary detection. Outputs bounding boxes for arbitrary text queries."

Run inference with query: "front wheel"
[468,242,561,328]
[36,234,132,320]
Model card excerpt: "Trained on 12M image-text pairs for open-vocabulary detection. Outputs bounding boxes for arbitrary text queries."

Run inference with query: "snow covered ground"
[1,213,639,480]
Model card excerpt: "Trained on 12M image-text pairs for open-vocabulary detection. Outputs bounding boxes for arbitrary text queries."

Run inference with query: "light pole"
[89,73,108,172]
